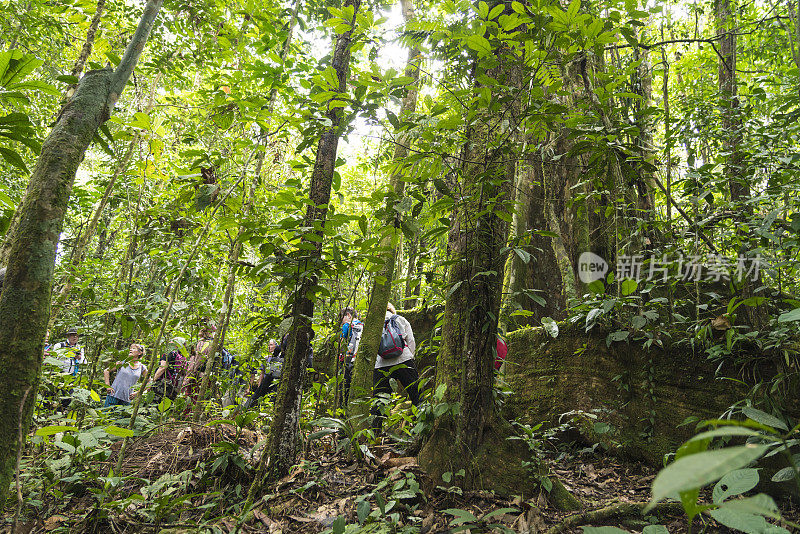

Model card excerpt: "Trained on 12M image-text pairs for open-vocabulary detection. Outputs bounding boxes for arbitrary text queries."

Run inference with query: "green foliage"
[648,407,800,532]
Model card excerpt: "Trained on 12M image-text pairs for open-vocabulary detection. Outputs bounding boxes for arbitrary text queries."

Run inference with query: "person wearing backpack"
[150,338,188,403]
[339,307,363,405]
[372,303,420,430]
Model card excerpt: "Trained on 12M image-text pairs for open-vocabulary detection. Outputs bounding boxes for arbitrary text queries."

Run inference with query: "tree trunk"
[418,5,577,508]
[715,0,765,328]
[0,0,163,502]
[348,0,421,421]
[262,0,361,480]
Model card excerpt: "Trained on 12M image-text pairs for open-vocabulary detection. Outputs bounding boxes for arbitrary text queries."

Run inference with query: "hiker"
[372,303,420,431]
[219,345,247,406]
[51,326,86,376]
[495,334,508,373]
[183,324,215,401]
[244,338,282,408]
[339,307,363,405]
[150,338,188,403]
[104,343,149,407]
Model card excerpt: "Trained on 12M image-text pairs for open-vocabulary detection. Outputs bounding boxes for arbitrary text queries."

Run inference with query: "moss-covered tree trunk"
[348,0,420,421]
[263,0,361,479]
[0,0,163,502]
[419,5,577,508]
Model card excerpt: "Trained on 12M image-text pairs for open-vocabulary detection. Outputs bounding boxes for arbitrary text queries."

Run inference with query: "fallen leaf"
[44,516,68,531]
[382,456,418,469]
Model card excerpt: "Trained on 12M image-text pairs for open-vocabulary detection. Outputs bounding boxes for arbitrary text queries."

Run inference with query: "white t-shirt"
[375,311,416,369]
[51,341,86,374]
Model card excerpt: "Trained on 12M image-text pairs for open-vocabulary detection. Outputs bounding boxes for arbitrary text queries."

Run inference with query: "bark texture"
[263,0,361,480]
[416,5,575,503]
[348,0,421,420]
[0,68,112,501]
[0,0,163,501]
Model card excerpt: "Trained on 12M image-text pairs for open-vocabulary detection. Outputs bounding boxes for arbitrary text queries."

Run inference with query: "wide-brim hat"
[66,326,79,335]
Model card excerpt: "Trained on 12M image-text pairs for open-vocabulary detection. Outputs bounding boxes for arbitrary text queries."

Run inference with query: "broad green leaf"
[36,425,78,436]
[587,280,605,294]
[157,397,172,412]
[777,308,800,322]
[482,507,519,520]
[771,467,796,482]
[465,35,492,56]
[741,407,788,431]
[0,146,29,173]
[356,499,370,525]
[712,469,760,503]
[716,493,781,519]
[688,427,768,443]
[708,507,788,534]
[443,508,479,525]
[642,527,669,534]
[649,445,770,507]
[105,425,134,438]
[621,278,637,296]
[89,389,101,402]
[488,4,504,19]
[606,330,629,346]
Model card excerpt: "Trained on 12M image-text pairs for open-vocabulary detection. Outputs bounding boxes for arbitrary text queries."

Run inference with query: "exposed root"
[545,501,685,534]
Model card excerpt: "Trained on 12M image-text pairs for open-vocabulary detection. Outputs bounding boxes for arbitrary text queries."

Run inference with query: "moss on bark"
[419,411,580,510]
[0,69,113,502]
[500,323,746,465]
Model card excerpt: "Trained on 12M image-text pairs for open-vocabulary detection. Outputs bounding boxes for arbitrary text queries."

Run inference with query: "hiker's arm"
[152,361,167,381]
[104,366,113,393]
[402,318,416,354]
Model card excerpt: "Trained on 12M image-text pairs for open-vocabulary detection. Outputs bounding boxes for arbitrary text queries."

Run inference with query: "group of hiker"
[339,303,421,429]
[43,302,425,422]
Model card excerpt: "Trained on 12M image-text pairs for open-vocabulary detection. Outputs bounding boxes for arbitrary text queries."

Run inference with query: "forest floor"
[7,422,798,533]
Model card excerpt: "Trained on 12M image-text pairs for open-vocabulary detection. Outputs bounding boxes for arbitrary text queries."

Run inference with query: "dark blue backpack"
[378,315,406,359]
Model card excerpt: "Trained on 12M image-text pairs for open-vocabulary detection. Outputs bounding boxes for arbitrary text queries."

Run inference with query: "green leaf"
[488,4,504,20]
[0,146,29,173]
[741,407,787,431]
[642,527,670,534]
[89,390,101,402]
[332,515,345,534]
[566,0,580,20]
[709,507,789,534]
[712,469,760,503]
[36,425,78,436]
[482,507,519,520]
[777,308,800,322]
[105,425,134,438]
[771,467,796,483]
[620,278,637,296]
[606,330,629,346]
[587,280,605,294]
[443,508,479,525]
[157,397,172,412]
[688,427,769,443]
[581,528,630,534]
[356,499,370,525]
[649,445,771,508]
[465,35,492,56]
[709,494,787,533]
[56,75,80,84]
